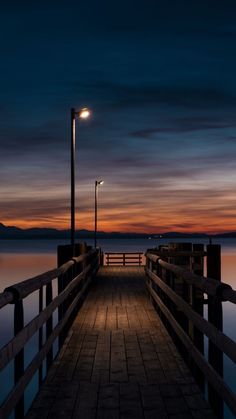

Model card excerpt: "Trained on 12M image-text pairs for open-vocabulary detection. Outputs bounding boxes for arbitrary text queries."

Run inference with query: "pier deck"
[27,267,214,419]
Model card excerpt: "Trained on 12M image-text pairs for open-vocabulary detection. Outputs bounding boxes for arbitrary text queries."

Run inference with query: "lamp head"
[78,107,91,119]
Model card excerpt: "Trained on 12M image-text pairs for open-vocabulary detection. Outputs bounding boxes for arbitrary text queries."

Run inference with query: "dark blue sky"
[1,1,236,232]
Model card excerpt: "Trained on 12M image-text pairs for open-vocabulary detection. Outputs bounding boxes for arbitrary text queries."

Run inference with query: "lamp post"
[70,107,91,256]
[95,180,103,248]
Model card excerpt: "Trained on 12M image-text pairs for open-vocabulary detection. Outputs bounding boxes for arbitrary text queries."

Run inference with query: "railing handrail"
[0,291,14,310]
[0,249,96,306]
[0,264,91,372]
[146,252,236,304]
[145,251,236,416]
[147,250,207,257]
[0,248,99,419]
[146,266,236,364]
[146,276,236,416]
[105,252,143,266]
[105,252,143,255]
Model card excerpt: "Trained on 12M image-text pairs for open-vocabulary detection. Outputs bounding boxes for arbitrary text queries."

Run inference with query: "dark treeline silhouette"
[0,223,236,240]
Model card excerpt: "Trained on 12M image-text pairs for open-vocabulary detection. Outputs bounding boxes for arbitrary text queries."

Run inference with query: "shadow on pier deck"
[27,267,214,419]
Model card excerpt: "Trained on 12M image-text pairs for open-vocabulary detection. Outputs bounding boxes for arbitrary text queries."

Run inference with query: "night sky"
[1,1,236,233]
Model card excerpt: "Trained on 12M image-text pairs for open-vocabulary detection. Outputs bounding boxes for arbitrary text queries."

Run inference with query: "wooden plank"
[105,253,143,255]
[147,250,207,257]
[0,265,91,371]
[147,281,236,416]
[0,291,13,309]
[14,300,24,419]
[38,287,43,386]
[105,257,142,260]
[25,266,214,419]
[146,253,235,303]
[0,272,94,419]
[146,267,236,365]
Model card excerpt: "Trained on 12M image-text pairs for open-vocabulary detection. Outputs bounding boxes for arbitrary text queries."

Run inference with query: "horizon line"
[1,222,236,236]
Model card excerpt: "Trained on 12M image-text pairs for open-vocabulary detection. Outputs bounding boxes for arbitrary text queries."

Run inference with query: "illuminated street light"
[70,107,91,256]
[78,108,91,119]
[95,180,104,248]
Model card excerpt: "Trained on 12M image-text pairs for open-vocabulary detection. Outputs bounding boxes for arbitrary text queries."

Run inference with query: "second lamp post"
[71,107,90,256]
[94,180,103,248]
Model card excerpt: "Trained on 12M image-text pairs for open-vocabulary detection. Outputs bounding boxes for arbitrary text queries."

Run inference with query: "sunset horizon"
[1,3,236,419]
[1,219,236,236]
[1,3,236,237]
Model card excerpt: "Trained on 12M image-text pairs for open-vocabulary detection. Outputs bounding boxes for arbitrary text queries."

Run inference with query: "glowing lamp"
[79,108,90,119]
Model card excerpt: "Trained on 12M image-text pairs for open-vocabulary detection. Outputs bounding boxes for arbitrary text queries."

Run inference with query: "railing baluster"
[100,250,104,266]
[46,282,53,371]
[104,252,143,266]
[38,286,43,385]
[145,247,234,418]
[189,248,205,391]
[58,271,64,350]
[0,248,97,419]
[14,299,24,419]
[207,244,223,418]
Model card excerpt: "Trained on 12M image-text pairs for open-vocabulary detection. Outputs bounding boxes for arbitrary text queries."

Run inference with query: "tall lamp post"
[71,107,90,256]
[95,180,103,248]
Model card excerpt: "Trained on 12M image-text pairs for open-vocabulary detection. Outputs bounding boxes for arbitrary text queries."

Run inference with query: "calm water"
[0,238,236,418]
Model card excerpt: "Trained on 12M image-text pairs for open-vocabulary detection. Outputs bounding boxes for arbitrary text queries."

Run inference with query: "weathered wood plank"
[146,266,236,365]
[26,267,214,419]
[0,265,91,372]
[0,275,93,419]
[147,281,236,416]
[146,252,235,303]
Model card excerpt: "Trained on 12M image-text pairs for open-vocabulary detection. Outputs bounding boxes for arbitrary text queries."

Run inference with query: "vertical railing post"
[155,258,162,316]
[46,282,53,371]
[58,271,65,350]
[38,286,43,385]
[146,256,154,303]
[189,244,205,391]
[207,244,223,418]
[167,243,197,367]
[100,250,104,266]
[14,300,24,419]
[167,269,176,337]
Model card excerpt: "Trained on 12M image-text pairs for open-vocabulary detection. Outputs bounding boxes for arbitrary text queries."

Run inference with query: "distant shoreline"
[1,222,236,239]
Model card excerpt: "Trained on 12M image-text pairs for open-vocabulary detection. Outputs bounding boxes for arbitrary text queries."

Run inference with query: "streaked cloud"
[1,1,236,233]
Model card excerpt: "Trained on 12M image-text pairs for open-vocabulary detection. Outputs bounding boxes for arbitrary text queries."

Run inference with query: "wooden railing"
[0,248,99,419]
[146,248,236,418]
[105,252,143,266]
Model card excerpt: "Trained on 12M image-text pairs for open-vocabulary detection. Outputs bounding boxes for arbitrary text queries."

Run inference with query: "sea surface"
[0,238,235,418]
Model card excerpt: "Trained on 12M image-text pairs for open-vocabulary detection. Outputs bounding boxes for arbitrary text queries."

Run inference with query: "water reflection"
[0,253,56,292]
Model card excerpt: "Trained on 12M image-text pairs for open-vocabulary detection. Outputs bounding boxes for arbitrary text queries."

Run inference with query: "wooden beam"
[146,267,236,364]
[0,264,97,419]
[146,282,236,417]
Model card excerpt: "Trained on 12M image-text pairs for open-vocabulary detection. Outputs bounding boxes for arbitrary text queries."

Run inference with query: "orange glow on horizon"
[2,180,236,235]
[3,209,236,235]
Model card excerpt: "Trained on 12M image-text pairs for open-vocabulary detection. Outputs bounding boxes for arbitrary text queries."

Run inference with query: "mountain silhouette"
[0,223,236,239]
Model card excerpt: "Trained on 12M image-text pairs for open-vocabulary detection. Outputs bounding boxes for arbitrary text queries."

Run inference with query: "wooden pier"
[1,245,236,418]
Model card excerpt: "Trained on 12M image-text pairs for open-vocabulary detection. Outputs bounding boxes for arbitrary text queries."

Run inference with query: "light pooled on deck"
[27,267,214,419]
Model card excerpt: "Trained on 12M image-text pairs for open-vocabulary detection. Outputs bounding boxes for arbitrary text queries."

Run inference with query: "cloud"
[130,117,234,138]
[1,1,236,233]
